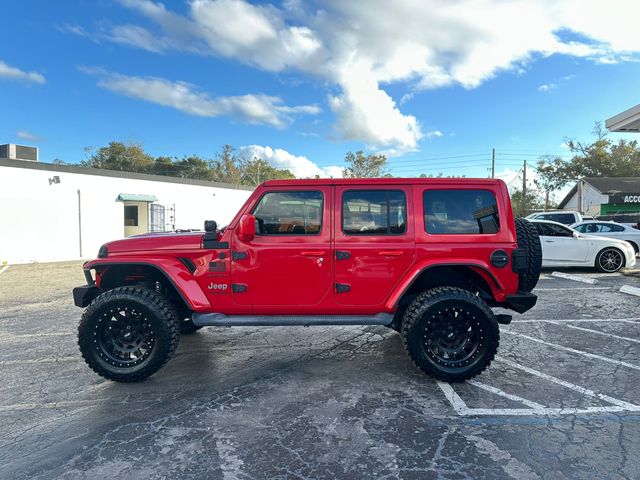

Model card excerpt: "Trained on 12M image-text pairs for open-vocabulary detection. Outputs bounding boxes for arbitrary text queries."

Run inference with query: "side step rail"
[192,313,394,327]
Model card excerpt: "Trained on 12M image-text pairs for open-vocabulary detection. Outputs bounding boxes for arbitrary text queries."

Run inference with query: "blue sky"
[1,0,639,183]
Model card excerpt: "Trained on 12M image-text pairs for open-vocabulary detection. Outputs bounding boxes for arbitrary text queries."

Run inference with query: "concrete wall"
[0,161,253,264]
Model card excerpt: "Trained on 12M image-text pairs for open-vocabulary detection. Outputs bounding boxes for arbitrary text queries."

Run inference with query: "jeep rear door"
[230,187,332,307]
[333,186,415,306]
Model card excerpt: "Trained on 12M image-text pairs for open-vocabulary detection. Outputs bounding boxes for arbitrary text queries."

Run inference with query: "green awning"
[116,193,158,202]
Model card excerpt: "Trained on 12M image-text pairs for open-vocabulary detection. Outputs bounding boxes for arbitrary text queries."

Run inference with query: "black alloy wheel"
[402,287,499,382]
[96,306,155,367]
[422,304,485,369]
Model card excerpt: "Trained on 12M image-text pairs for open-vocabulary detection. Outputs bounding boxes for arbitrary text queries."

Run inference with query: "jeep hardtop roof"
[263,178,505,187]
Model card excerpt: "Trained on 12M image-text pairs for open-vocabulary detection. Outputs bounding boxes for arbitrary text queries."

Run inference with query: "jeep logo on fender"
[208,283,228,292]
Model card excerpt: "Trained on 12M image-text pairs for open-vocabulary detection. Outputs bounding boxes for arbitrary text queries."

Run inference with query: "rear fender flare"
[385,259,503,310]
[83,257,211,311]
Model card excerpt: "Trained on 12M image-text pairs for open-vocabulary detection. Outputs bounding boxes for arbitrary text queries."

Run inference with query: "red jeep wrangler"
[73,178,541,383]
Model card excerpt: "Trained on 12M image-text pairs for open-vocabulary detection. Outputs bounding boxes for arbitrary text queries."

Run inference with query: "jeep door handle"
[378,250,404,256]
[301,251,325,257]
[544,240,555,243]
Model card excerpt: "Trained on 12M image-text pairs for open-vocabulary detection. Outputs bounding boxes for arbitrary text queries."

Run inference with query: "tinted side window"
[342,190,406,235]
[253,191,323,235]
[600,223,625,232]
[574,224,587,233]
[545,223,573,237]
[424,190,500,234]
[553,213,576,225]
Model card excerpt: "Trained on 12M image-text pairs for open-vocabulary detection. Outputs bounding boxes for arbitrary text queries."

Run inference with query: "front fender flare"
[83,257,211,311]
[385,259,504,311]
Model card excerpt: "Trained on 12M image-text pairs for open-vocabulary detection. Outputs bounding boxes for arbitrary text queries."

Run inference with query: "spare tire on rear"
[514,218,542,292]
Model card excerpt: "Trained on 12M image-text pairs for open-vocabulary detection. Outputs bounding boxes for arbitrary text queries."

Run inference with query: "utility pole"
[522,160,527,216]
[491,148,495,179]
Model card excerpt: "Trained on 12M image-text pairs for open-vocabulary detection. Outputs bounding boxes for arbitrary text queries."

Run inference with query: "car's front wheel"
[401,287,499,382]
[595,247,625,273]
[78,287,180,382]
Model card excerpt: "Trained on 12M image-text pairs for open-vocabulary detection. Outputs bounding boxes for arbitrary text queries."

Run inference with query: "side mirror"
[572,231,580,238]
[204,220,217,232]
[237,214,256,242]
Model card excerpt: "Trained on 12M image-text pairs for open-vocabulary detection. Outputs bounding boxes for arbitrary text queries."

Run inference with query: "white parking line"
[467,380,546,410]
[436,381,468,414]
[550,271,598,284]
[546,321,640,344]
[436,358,640,416]
[515,318,640,324]
[503,331,640,371]
[620,285,640,297]
[534,287,610,291]
[497,358,640,409]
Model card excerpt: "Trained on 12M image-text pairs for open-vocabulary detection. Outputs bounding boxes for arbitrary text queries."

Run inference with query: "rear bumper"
[501,292,537,314]
[73,285,101,308]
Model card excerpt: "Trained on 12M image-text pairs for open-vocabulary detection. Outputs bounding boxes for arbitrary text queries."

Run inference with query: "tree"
[209,145,244,185]
[242,157,295,185]
[536,122,640,190]
[173,155,212,180]
[419,173,466,178]
[82,142,155,173]
[342,150,388,178]
[510,188,544,217]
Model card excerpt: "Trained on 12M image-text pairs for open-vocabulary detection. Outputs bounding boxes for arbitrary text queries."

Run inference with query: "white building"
[0,159,253,264]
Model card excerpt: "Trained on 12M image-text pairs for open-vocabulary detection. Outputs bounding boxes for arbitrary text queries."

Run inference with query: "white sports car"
[571,220,640,255]
[531,220,637,273]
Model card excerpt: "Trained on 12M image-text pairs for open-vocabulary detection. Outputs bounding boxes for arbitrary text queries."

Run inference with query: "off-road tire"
[180,318,203,334]
[78,287,180,382]
[595,247,625,273]
[514,218,542,292]
[402,287,499,382]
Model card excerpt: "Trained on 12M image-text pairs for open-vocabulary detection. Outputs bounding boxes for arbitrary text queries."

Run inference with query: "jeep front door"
[231,188,332,307]
[333,186,415,307]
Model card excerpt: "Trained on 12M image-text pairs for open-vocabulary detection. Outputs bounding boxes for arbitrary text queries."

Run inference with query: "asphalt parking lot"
[1,262,640,479]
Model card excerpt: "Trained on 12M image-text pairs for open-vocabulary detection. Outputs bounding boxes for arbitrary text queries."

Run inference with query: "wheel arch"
[387,262,501,330]
[85,258,210,312]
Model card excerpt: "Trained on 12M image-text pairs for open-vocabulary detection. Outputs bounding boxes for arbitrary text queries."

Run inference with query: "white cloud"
[80,67,319,128]
[328,62,422,153]
[109,24,170,53]
[538,74,574,92]
[426,130,444,139]
[16,130,40,142]
[74,0,640,152]
[240,145,342,178]
[0,60,45,84]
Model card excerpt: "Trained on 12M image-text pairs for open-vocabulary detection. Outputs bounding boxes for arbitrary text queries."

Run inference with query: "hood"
[104,231,205,254]
[582,234,633,249]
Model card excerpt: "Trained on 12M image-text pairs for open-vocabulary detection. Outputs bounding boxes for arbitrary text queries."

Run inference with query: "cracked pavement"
[1,261,640,479]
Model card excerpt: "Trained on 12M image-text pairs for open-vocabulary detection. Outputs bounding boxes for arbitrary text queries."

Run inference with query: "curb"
[550,271,598,285]
[620,285,640,297]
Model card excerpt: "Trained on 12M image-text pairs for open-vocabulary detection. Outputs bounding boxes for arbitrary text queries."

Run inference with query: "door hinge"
[335,283,351,293]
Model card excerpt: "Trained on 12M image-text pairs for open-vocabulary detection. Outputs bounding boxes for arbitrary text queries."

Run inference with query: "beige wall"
[123,201,150,237]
